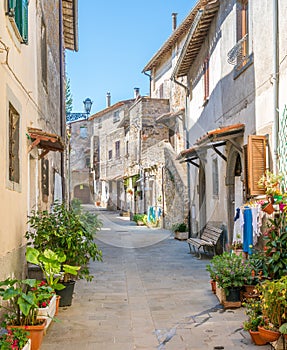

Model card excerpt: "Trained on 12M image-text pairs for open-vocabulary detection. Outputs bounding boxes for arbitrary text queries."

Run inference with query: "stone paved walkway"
[41,207,270,350]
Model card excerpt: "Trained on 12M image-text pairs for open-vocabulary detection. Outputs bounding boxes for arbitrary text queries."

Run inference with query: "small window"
[113,111,120,123]
[212,158,219,196]
[108,150,112,160]
[98,118,102,129]
[41,158,49,202]
[115,141,120,158]
[41,19,47,87]
[126,140,129,156]
[85,157,90,168]
[203,57,209,102]
[9,103,20,184]
[7,0,29,44]
[80,125,87,138]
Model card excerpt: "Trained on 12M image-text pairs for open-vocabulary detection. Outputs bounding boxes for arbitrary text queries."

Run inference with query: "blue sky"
[66,0,197,114]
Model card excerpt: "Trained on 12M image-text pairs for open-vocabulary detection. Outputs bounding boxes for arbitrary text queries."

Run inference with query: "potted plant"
[257,275,287,342]
[206,252,253,302]
[132,213,147,226]
[0,278,53,350]
[171,222,188,240]
[0,328,31,350]
[25,201,102,306]
[242,299,267,345]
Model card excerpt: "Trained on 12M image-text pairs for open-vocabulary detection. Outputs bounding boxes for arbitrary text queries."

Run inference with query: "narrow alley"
[40,208,267,350]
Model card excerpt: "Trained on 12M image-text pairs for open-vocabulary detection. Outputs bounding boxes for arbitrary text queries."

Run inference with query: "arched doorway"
[226,149,243,245]
[74,184,91,204]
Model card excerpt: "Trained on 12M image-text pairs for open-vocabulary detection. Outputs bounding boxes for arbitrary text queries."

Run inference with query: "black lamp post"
[66,97,93,123]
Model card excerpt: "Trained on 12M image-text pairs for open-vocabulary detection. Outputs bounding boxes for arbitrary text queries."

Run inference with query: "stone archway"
[226,148,243,245]
[74,184,91,204]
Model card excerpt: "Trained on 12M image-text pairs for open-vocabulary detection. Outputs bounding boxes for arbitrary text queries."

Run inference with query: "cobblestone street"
[41,208,268,350]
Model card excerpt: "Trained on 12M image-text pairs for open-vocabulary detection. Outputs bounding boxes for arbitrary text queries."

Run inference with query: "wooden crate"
[215,283,226,304]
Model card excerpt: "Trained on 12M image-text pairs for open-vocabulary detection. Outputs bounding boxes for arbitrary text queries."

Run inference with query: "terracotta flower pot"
[55,295,61,315]
[8,319,47,350]
[210,280,216,294]
[249,330,267,345]
[262,202,274,214]
[258,326,281,342]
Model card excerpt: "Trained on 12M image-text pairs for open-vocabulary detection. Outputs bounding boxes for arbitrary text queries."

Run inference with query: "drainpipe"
[272,0,279,174]
[59,0,66,202]
[143,71,151,97]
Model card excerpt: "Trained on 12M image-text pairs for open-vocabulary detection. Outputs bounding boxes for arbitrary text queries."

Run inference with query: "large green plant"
[26,201,102,281]
[257,275,287,330]
[26,247,80,289]
[264,211,287,279]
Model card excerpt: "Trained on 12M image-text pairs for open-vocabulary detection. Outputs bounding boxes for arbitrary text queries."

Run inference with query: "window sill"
[233,53,254,79]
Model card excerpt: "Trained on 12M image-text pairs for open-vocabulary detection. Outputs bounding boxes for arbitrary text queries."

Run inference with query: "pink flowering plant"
[206,252,253,294]
[0,327,29,349]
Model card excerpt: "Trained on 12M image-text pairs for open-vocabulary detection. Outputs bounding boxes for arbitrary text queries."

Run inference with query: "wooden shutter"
[247,135,266,196]
[21,0,28,44]
[13,0,28,44]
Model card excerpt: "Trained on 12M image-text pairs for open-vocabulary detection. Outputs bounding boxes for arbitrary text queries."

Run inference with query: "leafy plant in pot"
[0,327,31,350]
[0,278,53,350]
[25,201,103,306]
[242,299,266,345]
[207,252,253,302]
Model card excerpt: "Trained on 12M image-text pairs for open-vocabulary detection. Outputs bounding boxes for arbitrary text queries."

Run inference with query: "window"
[108,150,112,160]
[236,0,249,68]
[85,157,90,168]
[41,19,47,87]
[98,118,102,129]
[203,57,210,102]
[126,140,129,156]
[7,0,29,44]
[212,158,219,196]
[113,111,120,123]
[41,158,49,201]
[9,103,20,184]
[159,84,164,99]
[80,125,87,138]
[115,141,120,158]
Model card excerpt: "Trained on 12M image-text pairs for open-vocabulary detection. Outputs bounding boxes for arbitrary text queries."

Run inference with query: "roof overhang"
[142,1,204,73]
[62,0,78,51]
[28,127,65,158]
[176,123,245,163]
[172,0,220,79]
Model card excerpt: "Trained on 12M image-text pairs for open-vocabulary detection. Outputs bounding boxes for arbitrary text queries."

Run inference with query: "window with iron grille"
[9,103,20,184]
[115,140,120,158]
[7,0,29,44]
[235,0,249,68]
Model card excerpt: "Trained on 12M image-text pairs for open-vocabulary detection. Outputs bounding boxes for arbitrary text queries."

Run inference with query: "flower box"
[215,282,226,304]
[37,294,56,330]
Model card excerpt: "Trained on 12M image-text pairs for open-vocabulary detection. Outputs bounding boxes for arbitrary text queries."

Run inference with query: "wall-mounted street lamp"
[66,97,93,123]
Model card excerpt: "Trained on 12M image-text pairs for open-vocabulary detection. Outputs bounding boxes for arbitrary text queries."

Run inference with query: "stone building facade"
[0,0,77,281]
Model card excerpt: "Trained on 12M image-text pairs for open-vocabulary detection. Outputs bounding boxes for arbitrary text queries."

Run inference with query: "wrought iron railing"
[227,34,248,67]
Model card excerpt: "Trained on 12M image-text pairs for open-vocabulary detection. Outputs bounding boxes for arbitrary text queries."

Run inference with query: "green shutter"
[12,0,28,44]
[8,0,16,14]
[21,0,28,44]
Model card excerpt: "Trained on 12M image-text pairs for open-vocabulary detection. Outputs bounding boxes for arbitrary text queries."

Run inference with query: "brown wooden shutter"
[247,135,266,196]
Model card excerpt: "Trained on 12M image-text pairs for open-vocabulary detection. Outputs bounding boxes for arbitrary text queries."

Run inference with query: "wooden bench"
[187,225,223,259]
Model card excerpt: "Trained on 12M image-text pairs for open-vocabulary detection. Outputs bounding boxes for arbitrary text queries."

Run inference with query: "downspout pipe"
[272,0,279,174]
[143,70,151,97]
[59,0,66,202]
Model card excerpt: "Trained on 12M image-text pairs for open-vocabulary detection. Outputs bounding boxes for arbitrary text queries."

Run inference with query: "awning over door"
[28,127,65,158]
[176,123,245,164]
